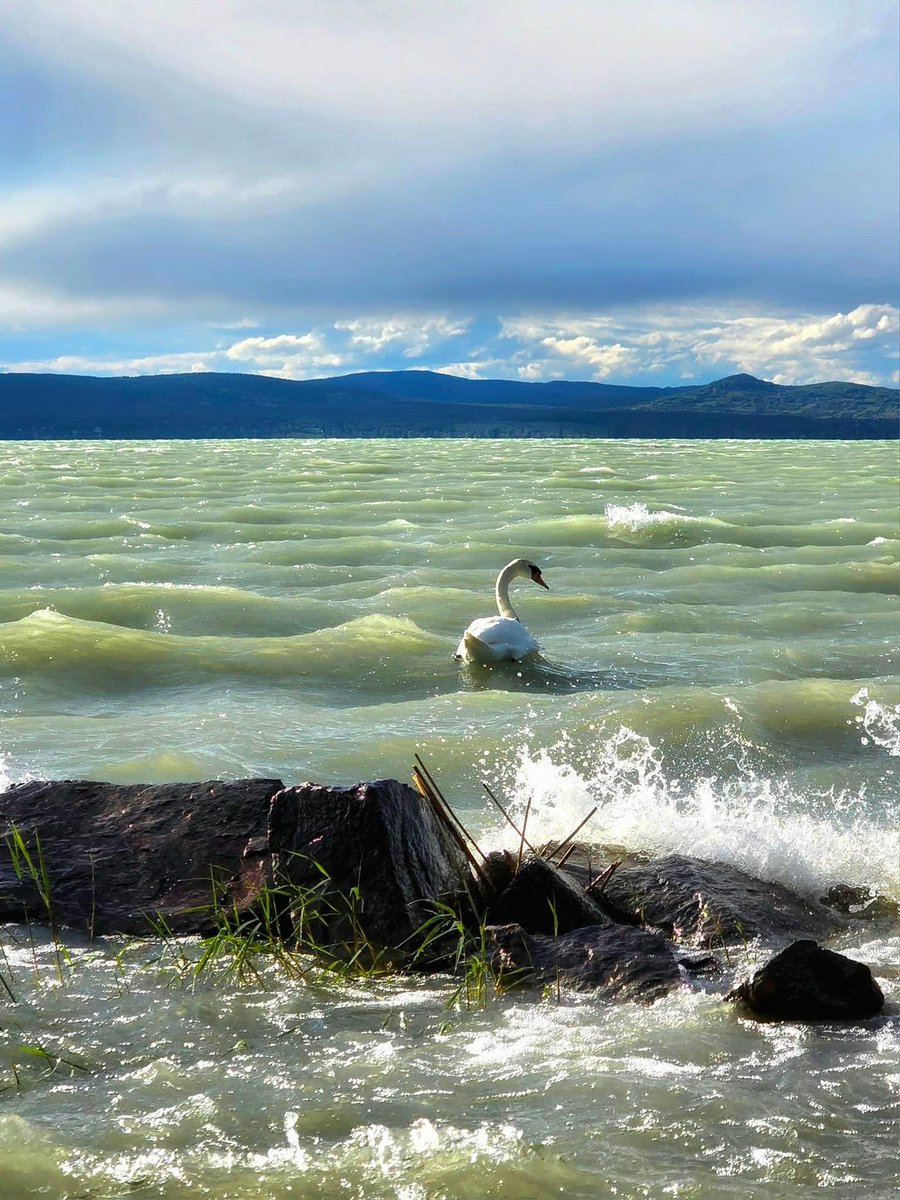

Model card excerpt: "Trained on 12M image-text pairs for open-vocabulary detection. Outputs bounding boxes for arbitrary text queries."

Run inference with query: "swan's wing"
[459,616,539,662]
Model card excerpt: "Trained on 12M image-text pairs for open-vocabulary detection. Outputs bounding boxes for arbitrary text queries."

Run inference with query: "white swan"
[455,558,549,663]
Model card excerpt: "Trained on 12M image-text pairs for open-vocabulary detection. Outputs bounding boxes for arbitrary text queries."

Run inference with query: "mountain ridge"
[0,369,896,439]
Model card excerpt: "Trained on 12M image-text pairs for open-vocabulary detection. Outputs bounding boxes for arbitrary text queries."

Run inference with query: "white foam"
[604,501,693,530]
[0,751,12,792]
[851,687,900,757]
[488,725,899,899]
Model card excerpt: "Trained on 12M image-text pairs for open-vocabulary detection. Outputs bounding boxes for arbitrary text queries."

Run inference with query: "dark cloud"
[3,120,897,316]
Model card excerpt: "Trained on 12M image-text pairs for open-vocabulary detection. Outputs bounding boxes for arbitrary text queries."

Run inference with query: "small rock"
[728,939,884,1021]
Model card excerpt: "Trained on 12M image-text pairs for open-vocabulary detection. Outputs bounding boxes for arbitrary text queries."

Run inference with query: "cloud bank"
[6,305,897,388]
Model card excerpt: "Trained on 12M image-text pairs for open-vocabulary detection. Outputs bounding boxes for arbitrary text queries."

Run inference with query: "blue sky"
[1,0,898,387]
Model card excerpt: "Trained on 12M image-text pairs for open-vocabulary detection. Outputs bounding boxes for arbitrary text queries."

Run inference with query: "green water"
[0,438,897,1198]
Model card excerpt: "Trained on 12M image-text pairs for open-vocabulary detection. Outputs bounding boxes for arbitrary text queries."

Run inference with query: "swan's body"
[455,558,549,663]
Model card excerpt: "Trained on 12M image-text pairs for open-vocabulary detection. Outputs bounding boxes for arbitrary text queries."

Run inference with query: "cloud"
[3,304,896,386]
[0,2,896,378]
[2,350,216,376]
[223,331,345,379]
[537,337,641,379]
[335,317,470,358]
[0,1,896,324]
[6,0,897,160]
[501,304,900,386]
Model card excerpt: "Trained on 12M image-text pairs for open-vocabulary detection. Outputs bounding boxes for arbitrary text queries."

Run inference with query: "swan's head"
[507,557,549,589]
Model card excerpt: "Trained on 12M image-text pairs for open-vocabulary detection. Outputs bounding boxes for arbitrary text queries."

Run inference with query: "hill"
[0,369,896,439]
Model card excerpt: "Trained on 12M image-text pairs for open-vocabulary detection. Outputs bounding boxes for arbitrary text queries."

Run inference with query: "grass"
[0,765,593,1092]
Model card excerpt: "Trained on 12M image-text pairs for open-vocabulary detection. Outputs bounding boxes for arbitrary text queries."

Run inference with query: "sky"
[1,0,898,388]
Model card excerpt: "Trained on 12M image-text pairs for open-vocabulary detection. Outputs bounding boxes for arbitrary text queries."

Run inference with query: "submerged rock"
[601,854,844,947]
[728,939,885,1021]
[819,883,900,924]
[268,779,471,964]
[485,853,609,936]
[0,778,282,935]
[487,921,681,1002]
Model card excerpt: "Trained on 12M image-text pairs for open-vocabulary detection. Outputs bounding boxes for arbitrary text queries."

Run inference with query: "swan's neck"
[495,563,520,621]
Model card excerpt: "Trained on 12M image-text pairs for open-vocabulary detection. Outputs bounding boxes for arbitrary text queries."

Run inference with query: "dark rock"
[0,778,282,936]
[268,779,471,964]
[481,849,517,900]
[602,854,844,947]
[728,939,884,1021]
[485,854,609,936]
[486,921,681,1002]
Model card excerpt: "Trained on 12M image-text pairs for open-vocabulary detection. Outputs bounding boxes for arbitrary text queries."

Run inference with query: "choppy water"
[1,437,898,1198]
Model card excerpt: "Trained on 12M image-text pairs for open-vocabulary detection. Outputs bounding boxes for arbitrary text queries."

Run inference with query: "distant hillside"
[0,369,896,439]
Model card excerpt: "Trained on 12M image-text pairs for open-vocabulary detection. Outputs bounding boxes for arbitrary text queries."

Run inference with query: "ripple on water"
[0,437,897,1196]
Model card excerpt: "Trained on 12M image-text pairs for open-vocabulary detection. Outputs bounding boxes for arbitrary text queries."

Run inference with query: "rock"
[728,939,884,1021]
[486,922,681,1002]
[601,854,844,947]
[0,778,282,936]
[480,848,517,899]
[268,779,472,964]
[485,854,609,936]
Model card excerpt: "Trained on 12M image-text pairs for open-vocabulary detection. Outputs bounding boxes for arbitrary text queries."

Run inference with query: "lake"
[1,437,897,1198]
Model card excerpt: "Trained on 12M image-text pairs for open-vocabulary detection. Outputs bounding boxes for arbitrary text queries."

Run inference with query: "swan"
[455,558,549,663]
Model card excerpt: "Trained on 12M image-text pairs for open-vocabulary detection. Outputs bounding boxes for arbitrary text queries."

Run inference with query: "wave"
[0,608,447,696]
[0,584,341,638]
[487,722,900,899]
[602,502,892,550]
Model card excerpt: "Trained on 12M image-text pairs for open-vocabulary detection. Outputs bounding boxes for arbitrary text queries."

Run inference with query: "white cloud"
[225,332,326,362]
[3,305,897,387]
[435,361,490,380]
[6,0,880,153]
[538,337,641,379]
[335,316,469,358]
[501,304,900,386]
[1,2,895,342]
[1,350,215,376]
[223,332,346,379]
[0,281,177,329]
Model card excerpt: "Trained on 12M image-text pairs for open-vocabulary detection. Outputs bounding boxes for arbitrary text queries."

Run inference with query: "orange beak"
[532,570,549,590]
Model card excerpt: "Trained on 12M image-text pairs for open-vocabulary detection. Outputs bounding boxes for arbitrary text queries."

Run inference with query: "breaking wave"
[488,724,899,900]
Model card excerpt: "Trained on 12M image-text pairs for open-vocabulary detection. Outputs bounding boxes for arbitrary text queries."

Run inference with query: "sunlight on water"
[0,437,898,1198]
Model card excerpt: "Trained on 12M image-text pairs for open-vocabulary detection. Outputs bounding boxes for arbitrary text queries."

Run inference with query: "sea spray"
[851,687,900,757]
[491,724,899,899]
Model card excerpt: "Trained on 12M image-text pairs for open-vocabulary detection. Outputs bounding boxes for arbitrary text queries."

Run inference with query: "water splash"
[605,501,691,530]
[850,687,900,756]
[490,724,899,899]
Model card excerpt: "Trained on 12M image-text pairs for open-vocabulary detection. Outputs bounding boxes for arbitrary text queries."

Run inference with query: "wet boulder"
[0,778,282,936]
[728,939,884,1021]
[601,854,844,947]
[487,921,681,1002]
[480,848,517,899]
[268,779,472,964]
[485,854,609,936]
